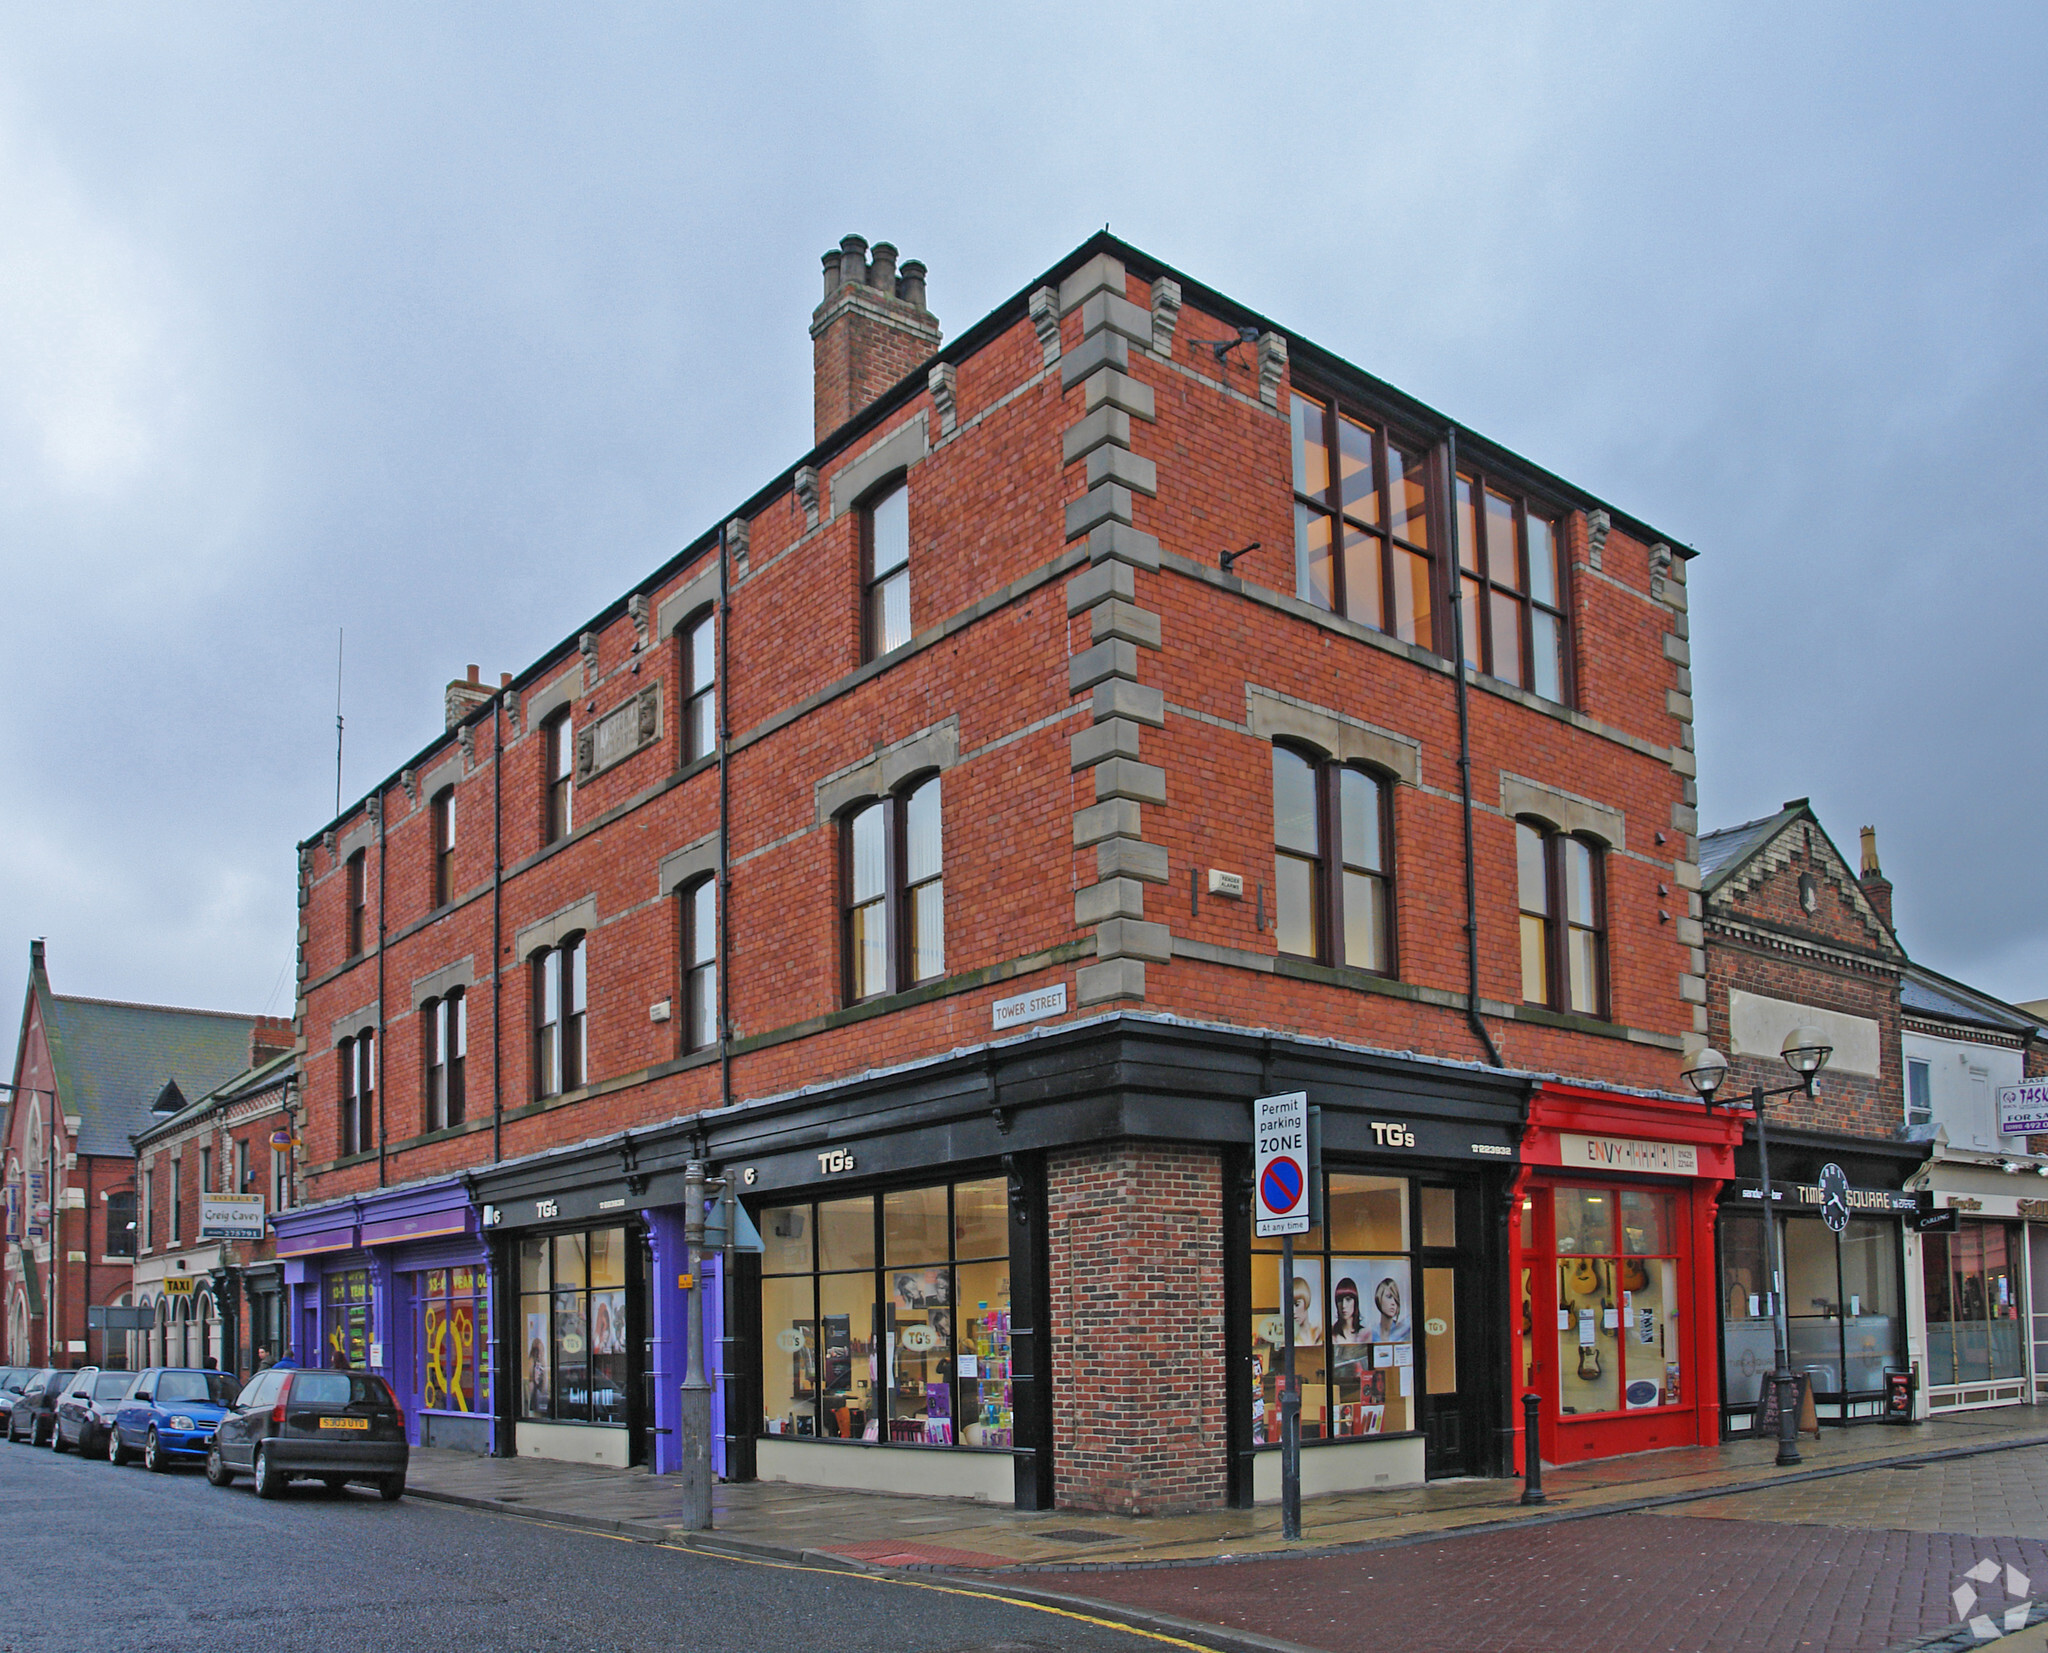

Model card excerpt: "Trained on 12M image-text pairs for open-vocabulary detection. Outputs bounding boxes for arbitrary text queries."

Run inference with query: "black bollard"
[1520,1391,1547,1506]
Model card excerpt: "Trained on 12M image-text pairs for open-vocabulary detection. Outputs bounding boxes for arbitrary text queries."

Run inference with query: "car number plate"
[318,1417,369,1430]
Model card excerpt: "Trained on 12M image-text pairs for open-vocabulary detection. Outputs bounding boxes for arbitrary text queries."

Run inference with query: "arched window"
[683,610,717,763]
[682,879,718,1053]
[1517,820,1606,1015]
[862,480,911,661]
[1272,746,1395,973]
[841,775,945,1003]
[338,1029,375,1156]
[431,787,457,908]
[533,935,587,1098]
[543,711,575,844]
[424,989,466,1132]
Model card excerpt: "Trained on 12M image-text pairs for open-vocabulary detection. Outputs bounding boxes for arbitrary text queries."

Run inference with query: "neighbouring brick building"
[286,232,1719,1510]
[130,1047,299,1380]
[3,940,286,1370]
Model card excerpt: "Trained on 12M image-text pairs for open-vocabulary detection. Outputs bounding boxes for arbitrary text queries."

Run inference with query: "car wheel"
[32,1418,49,1447]
[205,1443,234,1487]
[108,1426,129,1466]
[253,1446,284,1500]
[50,1423,69,1453]
[144,1427,167,1473]
[321,1475,348,1494]
[377,1474,404,1503]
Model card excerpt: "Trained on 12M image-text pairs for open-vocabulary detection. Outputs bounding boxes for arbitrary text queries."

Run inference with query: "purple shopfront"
[272,1180,497,1454]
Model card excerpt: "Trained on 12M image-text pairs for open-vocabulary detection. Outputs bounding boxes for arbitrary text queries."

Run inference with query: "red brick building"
[290,233,1711,1508]
[3,940,287,1370]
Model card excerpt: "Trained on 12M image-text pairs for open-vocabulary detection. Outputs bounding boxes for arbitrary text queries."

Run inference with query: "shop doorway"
[1418,1184,1478,1478]
[2031,1226,2048,1404]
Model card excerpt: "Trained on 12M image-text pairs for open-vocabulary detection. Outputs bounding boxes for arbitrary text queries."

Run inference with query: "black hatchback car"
[7,1369,77,1445]
[207,1368,407,1500]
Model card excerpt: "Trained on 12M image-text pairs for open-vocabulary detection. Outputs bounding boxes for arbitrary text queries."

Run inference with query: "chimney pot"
[500,672,512,689]
[1859,824,1881,878]
[821,250,842,301]
[869,242,899,292]
[467,664,480,685]
[838,234,869,290]
[898,259,928,311]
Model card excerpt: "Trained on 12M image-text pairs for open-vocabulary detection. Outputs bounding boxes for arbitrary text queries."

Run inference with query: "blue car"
[109,1368,240,1471]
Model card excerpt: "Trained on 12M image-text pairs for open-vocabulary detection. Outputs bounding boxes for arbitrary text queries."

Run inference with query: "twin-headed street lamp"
[1679,1026,1833,1467]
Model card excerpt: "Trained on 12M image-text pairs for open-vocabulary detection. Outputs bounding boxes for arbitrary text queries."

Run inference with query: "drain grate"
[1036,1528,1123,1545]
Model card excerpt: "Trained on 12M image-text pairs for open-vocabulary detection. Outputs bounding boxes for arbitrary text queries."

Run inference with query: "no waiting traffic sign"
[1255,1091,1310,1237]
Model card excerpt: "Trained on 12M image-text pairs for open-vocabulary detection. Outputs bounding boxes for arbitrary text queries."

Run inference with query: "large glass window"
[323,1268,371,1370]
[1923,1220,2025,1387]
[683,878,718,1052]
[863,481,912,660]
[842,777,945,1004]
[106,1190,136,1260]
[1251,1172,1446,1444]
[518,1226,629,1425]
[757,1177,1011,1450]
[346,850,368,957]
[544,711,575,843]
[532,935,587,1098]
[1291,392,1434,648]
[417,1265,492,1416]
[1517,822,1606,1016]
[1455,471,1568,703]
[683,609,717,763]
[431,787,456,909]
[1547,1185,1683,1418]
[339,1030,375,1157]
[424,989,466,1132]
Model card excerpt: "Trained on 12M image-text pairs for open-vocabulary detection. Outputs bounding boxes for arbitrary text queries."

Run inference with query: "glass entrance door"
[1418,1185,1474,1477]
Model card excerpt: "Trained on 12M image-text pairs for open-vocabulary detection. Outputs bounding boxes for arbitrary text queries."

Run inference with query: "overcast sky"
[4,3,2045,1040]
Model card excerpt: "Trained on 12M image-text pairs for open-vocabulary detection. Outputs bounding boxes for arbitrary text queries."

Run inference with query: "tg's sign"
[1254,1092,1310,1238]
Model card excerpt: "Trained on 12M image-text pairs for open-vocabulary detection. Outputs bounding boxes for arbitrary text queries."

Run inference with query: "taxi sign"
[1254,1092,1310,1237]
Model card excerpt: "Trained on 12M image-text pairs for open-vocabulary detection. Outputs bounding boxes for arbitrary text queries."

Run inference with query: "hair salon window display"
[1251,1174,1444,1443]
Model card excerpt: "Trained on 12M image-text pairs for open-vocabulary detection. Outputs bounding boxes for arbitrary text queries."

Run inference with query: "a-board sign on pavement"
[1255,1091,1310,1237]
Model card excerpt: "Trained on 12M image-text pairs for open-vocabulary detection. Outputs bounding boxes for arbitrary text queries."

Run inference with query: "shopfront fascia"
[1718,1132,1920,1435]
[1516,1084,1741,1468]
[1905,1147,2048,1415]
[271,1179,493,1453]
[701,1016,1526,1513]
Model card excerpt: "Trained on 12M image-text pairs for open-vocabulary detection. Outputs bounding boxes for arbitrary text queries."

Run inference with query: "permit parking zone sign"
[1255,1091,1310,1237]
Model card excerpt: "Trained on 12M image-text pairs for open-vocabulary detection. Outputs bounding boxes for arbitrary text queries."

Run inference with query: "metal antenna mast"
[334,628,345,818]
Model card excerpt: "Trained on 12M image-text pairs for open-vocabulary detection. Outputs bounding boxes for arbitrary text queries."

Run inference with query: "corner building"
[291,234,1710,1510]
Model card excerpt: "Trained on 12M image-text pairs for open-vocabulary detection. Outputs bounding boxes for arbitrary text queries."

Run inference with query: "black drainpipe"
[1447,427,1503,1068]
[375,786,389,1184]
[718,523,734,1113]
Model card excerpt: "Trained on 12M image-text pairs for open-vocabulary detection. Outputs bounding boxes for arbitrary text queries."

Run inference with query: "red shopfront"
[1514,1084,1741,1467]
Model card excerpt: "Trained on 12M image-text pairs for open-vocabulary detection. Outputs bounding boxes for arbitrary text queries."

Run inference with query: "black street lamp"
[1680,1026,1833,1468]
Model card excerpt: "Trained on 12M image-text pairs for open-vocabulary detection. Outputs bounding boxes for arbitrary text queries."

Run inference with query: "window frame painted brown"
[681,877,718,1053]
[1516,819,1607,1017]
[1271,743,1397,977]
[543,711,574,845]
[424,988,466,1132]
[860,476,911,664]
[532,935,586,1099]
[345,850,367,957]
[839,774,945,1006]
[1290,389,1439,652]
[339,1030,375,1157]
[1455,470,1571,705]
[431,786,457,909]
[682,609,717,764]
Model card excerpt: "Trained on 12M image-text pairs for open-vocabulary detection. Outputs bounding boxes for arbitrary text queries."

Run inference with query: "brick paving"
[1031,1516,2048,1653]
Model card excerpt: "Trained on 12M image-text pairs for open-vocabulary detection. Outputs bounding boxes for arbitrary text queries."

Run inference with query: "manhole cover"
[1037,1528,1121,1545]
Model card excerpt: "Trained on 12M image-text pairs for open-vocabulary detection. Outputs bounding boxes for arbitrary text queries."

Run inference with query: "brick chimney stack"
[1859,824,1895,932]
[445,664,492,730]
[811,234,941,443]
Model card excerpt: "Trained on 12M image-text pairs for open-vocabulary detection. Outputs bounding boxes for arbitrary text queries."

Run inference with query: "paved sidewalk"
[403,1407,2048,1573]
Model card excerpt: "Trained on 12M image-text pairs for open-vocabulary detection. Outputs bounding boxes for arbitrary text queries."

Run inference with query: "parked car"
[7,1369,78,1445]
[0,1367,34,1425]
[207,1367,407,1500]
[108,1368,240,1471]
[56,1368,136,1456]
[48,1368,101,1452]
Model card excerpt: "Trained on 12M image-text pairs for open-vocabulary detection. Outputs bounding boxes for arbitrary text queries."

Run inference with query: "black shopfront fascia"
[459,1017,1527,1510]
[1714,1127,1922,1436]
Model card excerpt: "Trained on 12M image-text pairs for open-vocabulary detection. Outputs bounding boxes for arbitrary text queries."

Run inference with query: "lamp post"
[1679,1027,1833,1467]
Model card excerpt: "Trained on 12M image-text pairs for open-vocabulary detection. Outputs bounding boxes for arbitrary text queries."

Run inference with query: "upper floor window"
[1291,392,1434,649]
[1272,745,1394,974]
[1517,821,1605,1016]
[346,850,368,957]
[863,481,911,661]
[544,712,575,844]
[842,775,945,1004]
[1907,1057,1933,1126]
[139,1164,151,1251]
[339,1029,376,1157]
[682,878,718,1053]
[1457,474,1567,703]
[170,1158,182,1244]
[431,787,457,908]
[199,1145,212,1198]
[533,936,587,1099]
[106,1189,136,1259]
[425,988,467,1132]
[683,611,717,763]
[234,1136,249,1194]
[272,1143,293,1213]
